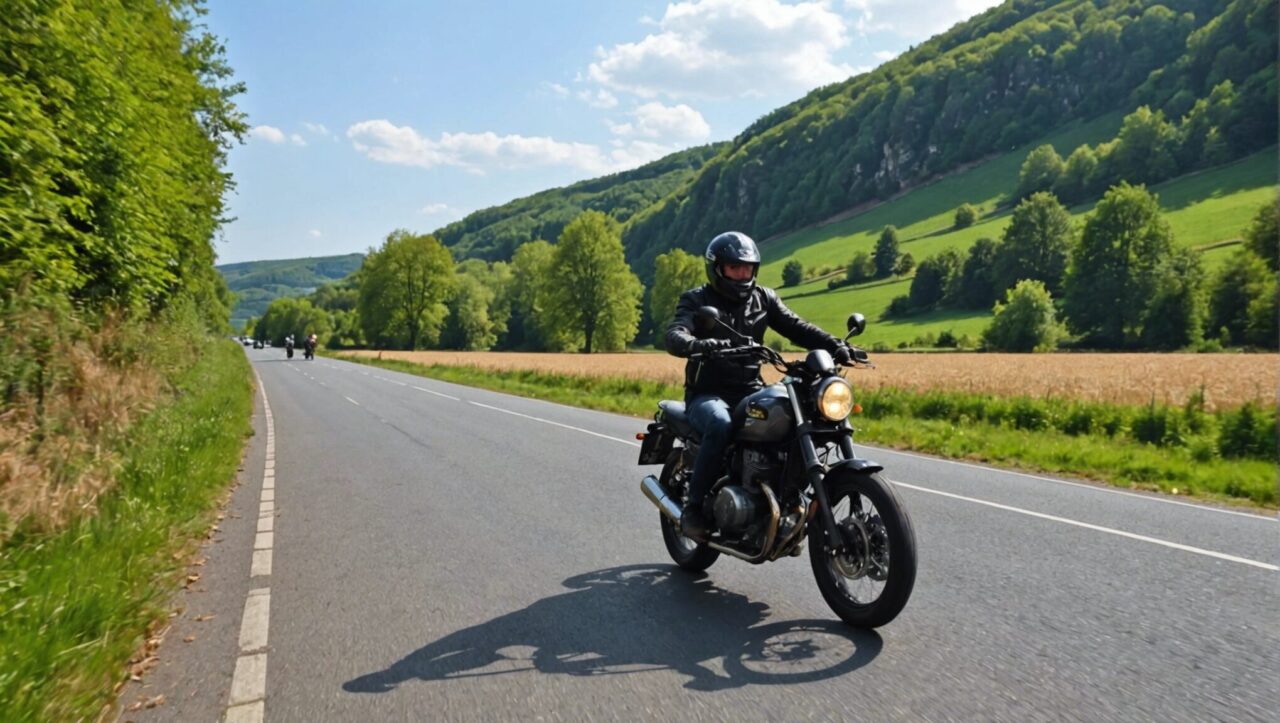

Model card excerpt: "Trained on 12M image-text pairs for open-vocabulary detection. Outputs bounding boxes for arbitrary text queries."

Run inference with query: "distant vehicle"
[253,340,263,349]
[242,337,251,346]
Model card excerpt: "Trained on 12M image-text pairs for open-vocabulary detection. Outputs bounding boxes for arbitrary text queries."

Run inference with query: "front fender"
[826,457,884,477]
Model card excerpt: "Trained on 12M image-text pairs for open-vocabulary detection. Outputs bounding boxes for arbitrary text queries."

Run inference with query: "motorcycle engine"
[713,447,784,534]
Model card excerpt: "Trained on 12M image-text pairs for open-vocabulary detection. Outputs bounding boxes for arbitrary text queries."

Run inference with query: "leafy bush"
[954,203,978,228]
[1218,403,1277,458]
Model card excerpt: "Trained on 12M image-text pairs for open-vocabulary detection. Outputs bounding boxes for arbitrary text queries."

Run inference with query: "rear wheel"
[658,450,719,571]
[809,471,915,628]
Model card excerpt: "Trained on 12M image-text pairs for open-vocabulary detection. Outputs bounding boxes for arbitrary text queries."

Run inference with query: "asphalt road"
[121,348,1278,722]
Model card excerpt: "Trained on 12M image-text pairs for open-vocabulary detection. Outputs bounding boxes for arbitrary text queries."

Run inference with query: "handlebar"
[690,342,870,371]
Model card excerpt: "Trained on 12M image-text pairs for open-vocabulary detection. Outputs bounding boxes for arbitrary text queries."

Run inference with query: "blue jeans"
[686,395,734,509]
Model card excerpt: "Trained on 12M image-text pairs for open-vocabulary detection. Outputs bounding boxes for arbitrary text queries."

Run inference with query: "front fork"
[787,383,859,555]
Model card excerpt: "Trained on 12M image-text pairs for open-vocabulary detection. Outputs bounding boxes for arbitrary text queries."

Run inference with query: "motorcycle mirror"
[845,312,866,338]
[694,306,721,332]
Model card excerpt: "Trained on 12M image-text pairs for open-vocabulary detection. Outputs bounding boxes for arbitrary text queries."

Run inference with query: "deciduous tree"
[544,211,642,353]
[357,230,455,349]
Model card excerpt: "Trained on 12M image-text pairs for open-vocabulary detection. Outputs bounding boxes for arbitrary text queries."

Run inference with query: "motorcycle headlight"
[817,377,854,421]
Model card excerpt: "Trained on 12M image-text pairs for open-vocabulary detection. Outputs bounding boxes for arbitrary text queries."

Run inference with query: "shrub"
[782,259,804,287]
[1218,403,1277,458]
[954,203,978,228]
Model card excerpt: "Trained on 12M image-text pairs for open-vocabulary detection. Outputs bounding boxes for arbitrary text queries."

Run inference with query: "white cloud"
[290,133,307,146]
[577,88,619,109]
[873,49,897,61]
[844,0,1002,40]
[347,119,674,175]
[546,82,571,97]
[308,229,322,238]
[608,102,710,141]
[419,203,454,215]
[302,122,335,140]
[586,0,856,100]
[249,125,287,144]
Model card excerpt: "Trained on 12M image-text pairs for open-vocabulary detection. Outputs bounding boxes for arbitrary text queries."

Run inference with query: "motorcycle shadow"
[343,564,881,694]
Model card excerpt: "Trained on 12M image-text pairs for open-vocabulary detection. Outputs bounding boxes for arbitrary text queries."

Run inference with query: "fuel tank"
[734,384,794,443]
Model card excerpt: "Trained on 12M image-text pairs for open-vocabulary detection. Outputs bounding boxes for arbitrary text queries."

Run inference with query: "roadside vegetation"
[338,355,1276,508]
[1,0,250,716]
[0,338,252,721]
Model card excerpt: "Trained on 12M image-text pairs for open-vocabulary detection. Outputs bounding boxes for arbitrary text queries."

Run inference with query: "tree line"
[873,189,1277,352]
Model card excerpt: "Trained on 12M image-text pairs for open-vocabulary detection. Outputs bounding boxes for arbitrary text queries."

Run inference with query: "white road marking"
[257,516,273,533]
[466,400,641,447]
[344,396,361,406]
[872,446,1276,522]
[412,385,460,401]
[224,700,264,723]
[261,488,274,502]
[254,532,273,550]
[238,590,270,652]
[259,501,273,516]
[892,480,1279,572]
[250,549,273,577]
[262,476,274,491]
[228,653,268,705]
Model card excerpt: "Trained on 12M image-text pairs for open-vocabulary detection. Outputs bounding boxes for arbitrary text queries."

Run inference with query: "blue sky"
[207,0,1000,264]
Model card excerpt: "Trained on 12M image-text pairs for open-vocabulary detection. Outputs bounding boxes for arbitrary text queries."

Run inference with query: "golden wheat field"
[345,350,1278,410]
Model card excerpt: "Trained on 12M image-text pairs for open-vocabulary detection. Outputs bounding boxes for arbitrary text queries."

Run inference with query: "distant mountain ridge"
[218,253,364,327]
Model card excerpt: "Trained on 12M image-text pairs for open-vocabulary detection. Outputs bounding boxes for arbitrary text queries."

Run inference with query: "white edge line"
[467,400,640,447]
[868,445,1277,522]
[344,396,360,406]
[891,480,1278,572]
[412,385,460,401]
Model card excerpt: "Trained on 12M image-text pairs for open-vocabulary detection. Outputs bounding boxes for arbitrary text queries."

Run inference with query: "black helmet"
[705,231,761,302]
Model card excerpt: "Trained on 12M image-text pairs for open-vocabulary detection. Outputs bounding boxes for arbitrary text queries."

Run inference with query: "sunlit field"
[343,350,1277,411]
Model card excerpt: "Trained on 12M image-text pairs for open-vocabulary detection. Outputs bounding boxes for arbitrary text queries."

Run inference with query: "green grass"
[0,340,254,721]
[765,146,1278,347]
[338,355,1275,509]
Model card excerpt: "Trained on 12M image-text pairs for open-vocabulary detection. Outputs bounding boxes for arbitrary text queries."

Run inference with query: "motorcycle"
[304,342,315,360]
[638,307,916,628]
[285,341,294,359]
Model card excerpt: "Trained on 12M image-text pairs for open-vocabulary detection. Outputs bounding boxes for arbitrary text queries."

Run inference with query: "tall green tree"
[847,251,877,283]
[544,211,642,353]
[651,249,704,336]
[506,240,557,350]
[873,226,901,278]
[1208,250,1271,345]
[1109,106,1178,185]
[955,237,1002,309]
[257,297,333,347]
[909,249,963,310]
[993,192,1073,296]
[1063,184,1174,347]
[1052,146,1099,204]
[1140,249,1206,350]
[1243,200,1278,269]
[357,230,455,349]
[1016,145,1065,199]
[982,280,1065,352]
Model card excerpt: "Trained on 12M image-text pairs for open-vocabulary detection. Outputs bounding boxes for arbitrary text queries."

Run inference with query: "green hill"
[218,253,364,329]
[770,147,1276,348]
[622,0,1276,273]
[433,142,725,261]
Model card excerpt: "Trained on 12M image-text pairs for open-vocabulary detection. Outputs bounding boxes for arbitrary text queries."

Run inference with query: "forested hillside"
[621,0,1275,273]
[433,142,725,261]
[219,253,364,328]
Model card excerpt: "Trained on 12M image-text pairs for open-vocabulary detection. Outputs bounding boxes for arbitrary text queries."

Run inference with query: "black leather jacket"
[665,284,841,402]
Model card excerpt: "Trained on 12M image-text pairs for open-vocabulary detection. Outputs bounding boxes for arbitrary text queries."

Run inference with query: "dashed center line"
[344,396,361,406]
[466,400,641,447]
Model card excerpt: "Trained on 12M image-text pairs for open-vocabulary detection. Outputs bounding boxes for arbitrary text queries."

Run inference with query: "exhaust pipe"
[641,475,683,522]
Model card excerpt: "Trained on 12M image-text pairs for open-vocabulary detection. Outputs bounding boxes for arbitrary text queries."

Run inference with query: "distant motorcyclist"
[304,333,317,360]
[665,231,852,540]
[285,334,295,359]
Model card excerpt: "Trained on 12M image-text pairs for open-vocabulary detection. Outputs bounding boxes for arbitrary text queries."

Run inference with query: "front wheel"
[809,471,916,628]
[657,450,719,572]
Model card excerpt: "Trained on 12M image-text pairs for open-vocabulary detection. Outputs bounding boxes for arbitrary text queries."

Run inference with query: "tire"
[657,450,719,572]
[809,471,916,628]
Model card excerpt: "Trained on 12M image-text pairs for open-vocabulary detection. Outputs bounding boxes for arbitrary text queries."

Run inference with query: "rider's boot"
[680,497,712,541]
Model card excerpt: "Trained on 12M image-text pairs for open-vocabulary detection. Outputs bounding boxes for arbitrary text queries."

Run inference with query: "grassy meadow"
[751,110,1277,349]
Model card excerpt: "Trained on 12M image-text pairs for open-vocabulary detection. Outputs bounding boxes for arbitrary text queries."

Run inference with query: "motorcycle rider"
[305,333,317,359]
[665,231,852,541]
